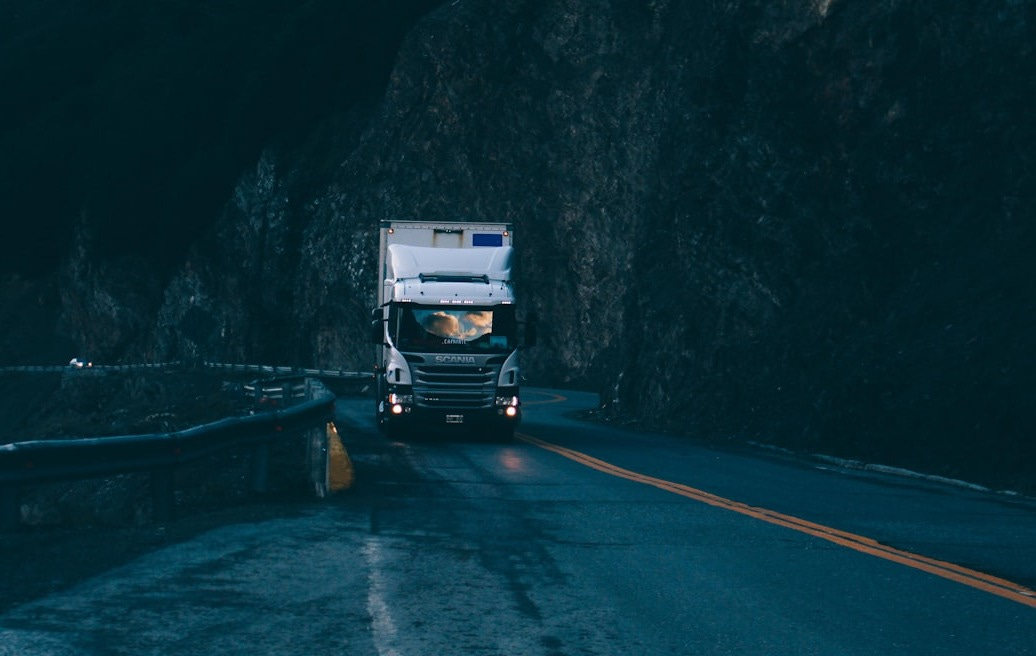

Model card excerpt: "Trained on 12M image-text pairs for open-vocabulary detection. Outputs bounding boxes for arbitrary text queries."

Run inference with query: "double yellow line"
[518,433,1036,609]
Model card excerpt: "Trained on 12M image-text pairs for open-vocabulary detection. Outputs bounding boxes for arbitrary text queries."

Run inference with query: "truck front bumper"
[379,402,521,433]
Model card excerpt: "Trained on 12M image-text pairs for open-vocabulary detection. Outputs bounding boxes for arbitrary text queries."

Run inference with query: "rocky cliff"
[3,0,1033,490]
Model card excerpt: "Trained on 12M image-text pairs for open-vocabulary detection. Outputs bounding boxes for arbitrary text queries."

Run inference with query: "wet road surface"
[2,389,1034,654]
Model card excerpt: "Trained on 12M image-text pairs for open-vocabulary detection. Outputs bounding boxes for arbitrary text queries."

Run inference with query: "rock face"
[7,0,1033,489]
[294,0,1036,488]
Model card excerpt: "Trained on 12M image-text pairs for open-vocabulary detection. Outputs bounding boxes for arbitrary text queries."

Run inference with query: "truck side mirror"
[370,308,384,344]
[524,311,538,348]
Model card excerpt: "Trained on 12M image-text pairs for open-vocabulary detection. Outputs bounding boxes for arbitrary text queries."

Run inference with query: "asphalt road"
[1,388,1034,655]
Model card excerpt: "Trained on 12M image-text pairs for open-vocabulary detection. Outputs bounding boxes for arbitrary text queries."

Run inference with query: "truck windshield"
[391,304,516,353]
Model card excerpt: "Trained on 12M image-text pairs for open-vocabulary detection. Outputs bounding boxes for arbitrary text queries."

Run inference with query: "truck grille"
[406,358,500,410]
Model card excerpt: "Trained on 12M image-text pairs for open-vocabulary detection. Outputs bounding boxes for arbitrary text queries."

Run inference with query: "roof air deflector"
[418,273,490,284]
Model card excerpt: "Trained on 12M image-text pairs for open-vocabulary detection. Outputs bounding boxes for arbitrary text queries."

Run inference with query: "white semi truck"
[370,220,536,438]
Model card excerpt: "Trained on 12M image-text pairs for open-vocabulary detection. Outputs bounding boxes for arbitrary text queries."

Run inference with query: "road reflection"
[498,448,526,472]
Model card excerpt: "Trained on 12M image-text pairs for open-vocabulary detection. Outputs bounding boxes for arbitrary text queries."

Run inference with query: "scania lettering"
[371,221,536,439]
[436,355,478,364]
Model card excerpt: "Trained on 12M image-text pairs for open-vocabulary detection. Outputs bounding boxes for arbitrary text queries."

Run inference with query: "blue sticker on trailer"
[473,233,504,247]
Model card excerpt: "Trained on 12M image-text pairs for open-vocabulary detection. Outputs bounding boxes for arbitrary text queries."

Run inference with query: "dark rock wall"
[298,0,669,383]
[153,152,309,365]
[311,0,1032,486]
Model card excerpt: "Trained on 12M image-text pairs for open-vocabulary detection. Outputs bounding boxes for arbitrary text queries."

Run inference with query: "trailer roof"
[386,244,513,282]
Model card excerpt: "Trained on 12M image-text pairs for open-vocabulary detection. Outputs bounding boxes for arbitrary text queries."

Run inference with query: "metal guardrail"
[0,375,337,527]
[0,361,373,381]
[0,361,182,373]
[203,361,373,382]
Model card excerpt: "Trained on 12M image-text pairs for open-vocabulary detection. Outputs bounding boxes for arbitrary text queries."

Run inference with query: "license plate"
[445,414,464,424]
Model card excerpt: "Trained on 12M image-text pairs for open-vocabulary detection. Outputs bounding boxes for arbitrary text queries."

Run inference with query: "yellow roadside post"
[326,422,354,492]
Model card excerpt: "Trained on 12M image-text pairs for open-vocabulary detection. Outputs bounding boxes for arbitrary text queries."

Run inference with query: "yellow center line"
[521,391,568,406]
[517,432,1036,609]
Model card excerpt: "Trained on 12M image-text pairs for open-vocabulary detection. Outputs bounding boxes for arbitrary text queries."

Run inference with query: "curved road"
[1,388,1034,654]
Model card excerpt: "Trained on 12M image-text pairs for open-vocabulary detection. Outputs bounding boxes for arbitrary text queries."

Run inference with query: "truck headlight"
[495,396,519,407]
[388,391,413,415]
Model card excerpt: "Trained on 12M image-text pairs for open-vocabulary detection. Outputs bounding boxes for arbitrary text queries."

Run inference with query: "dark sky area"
[0,0,444,277]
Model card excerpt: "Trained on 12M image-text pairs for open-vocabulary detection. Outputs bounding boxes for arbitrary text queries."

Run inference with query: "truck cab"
[371,222,534,439]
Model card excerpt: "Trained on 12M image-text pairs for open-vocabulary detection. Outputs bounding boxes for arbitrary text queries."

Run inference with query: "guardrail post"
[307,426,329,498]
[249,442,270,494]
[152,467,175,522]
[1,486,19,530]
